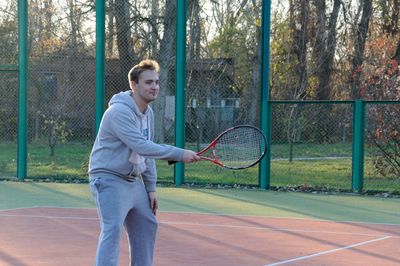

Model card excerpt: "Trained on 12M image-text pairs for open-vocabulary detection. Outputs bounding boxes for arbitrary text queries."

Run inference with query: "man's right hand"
[182,150,200,163]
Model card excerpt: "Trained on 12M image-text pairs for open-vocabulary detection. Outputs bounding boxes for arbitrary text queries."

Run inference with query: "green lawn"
[0,141,398,193]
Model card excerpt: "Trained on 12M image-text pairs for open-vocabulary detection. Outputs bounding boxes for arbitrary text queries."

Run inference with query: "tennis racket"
[169,125,267,170]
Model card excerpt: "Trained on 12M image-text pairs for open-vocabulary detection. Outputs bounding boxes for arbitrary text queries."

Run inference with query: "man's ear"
[130,80,137,90]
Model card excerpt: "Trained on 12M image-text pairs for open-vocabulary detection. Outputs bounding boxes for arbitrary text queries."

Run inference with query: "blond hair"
[128,59,160,83]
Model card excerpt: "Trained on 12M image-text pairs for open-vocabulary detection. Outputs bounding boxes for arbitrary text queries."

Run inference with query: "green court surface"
[0,181,399,224]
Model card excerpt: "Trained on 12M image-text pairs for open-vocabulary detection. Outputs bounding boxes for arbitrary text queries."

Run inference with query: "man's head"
[128,59,160,107]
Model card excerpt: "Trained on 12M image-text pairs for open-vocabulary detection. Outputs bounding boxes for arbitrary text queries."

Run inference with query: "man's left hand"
[148,191,158,215]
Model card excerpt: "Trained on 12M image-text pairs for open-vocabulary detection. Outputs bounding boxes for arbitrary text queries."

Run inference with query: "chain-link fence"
[364,102,400,192]
[270,102,354,190]
[1,0,399,193]
[183,0,262,186]
[0,0,18,179]
[27,55,96,179]
[0,71,18,178]
[25,0,97,179]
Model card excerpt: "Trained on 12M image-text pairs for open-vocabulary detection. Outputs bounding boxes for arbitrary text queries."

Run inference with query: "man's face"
[132,70,159,103]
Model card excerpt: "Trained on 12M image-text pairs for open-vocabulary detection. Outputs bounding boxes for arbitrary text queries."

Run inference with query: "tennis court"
[0,181,399,266]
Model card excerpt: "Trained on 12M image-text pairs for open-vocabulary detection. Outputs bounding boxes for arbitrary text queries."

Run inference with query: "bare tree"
[153,0,177,142]
[313,0,341,100]
[290,0,309,100]
[114,0,135,76]
[350,0,372,99]
[150,0,160,57]
[188,0,201,59]
[380,0,399,35]
[106,0,115,58]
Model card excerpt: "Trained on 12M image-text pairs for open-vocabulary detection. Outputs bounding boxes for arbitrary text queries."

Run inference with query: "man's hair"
[128,59,160,83]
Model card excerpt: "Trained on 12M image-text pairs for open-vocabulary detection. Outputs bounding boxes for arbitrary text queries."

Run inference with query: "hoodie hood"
[109,90,149,118]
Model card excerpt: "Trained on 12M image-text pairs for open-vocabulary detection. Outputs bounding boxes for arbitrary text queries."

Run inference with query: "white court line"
[160,221,397,238]
[0,206,95,211]
[0,206,42,212]
[0,213,98,220]
[158,210,400,226]
[0,206,98,220]
[1,206,399,226]
[264,236,393,266]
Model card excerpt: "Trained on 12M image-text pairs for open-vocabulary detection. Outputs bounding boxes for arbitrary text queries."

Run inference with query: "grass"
[271,159,352,188]
[0,141,398,193]
[270,142,353,158]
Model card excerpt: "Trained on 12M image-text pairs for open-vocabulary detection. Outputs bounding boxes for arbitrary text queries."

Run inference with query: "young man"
[88,59,200,266]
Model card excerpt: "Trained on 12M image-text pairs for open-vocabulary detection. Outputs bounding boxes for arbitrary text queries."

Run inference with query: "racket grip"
[168,160,177,165]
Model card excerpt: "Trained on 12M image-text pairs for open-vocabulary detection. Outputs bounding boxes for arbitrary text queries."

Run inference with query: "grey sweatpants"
[89,175,158,266]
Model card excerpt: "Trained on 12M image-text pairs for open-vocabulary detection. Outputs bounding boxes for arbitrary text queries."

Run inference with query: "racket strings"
[216,127,265,169]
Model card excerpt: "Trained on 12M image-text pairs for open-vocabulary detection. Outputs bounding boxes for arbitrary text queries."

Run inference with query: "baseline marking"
[264,236,393,266]
[0,213,98,220]
[1,207,399,226]
[161,221,396,238]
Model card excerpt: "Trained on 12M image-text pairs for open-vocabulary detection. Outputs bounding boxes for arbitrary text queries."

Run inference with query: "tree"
[359,35,400,177]
[350,0,373,99]
[0,1,18,65]
[269,12,298,99]
[114,0,135,76]
[0,3,18,142]
[312,0,341,100]
[379,0,399,35]
[188,0,202,59]
[41,113,72,156]
[206,0,262,124]
[289,0,309,100]
[152,0,177,142]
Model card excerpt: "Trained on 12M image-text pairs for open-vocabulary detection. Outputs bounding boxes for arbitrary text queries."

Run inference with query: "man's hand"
[182,150,201,163]
[148,191,158,215]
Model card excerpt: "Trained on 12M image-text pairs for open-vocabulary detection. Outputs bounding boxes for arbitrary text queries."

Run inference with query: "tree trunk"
[381,0,399,35]
[107,0,115,58]
[314,0,340,100]
[350,0,372,99]
[290,0,309,99]
[115,0,134,77]
[188,0,201,59]
[150,0,159,58]
[154,0,177,142]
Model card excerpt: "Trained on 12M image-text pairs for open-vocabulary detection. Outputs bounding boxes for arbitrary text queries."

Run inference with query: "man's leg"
[124,181,158,266]
[90,177,132,266]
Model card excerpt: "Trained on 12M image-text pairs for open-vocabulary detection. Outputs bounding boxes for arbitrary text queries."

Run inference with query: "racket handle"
[168,160,177,165]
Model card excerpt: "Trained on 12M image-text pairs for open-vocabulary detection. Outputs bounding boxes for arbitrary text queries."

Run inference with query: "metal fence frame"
[3,0,399,193]
[11,0,272,184]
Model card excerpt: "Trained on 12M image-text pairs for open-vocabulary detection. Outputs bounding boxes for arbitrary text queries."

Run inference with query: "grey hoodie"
[88,90,184,192]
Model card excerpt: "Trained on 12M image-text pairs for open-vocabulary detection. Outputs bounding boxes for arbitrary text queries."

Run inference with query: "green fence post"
[259,0,272,189]
[352,100,365,192]
[17,0,28,181]
[95,0,106,133]
[174,0,187,186]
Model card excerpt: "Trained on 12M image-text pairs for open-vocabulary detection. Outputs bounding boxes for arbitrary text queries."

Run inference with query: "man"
[88,59,200,266]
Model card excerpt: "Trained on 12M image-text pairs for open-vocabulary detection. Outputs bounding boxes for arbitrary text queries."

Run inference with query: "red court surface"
[0,207,399,266]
